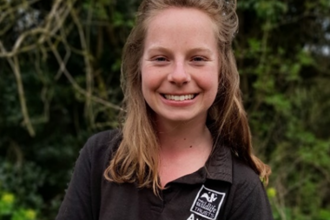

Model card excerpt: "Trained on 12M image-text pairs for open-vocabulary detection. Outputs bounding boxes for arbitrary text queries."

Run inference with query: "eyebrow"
[145,46,213,55]
[145,46,170,54]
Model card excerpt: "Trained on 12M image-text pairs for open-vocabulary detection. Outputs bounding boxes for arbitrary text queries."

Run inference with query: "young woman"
[56,0,273,219]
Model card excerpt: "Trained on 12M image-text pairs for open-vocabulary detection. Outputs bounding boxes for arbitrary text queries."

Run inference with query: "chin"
[157,112,207,124]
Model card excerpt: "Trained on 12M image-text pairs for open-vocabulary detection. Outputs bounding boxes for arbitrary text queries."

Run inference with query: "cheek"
[141,66,160,100]
[199,69,219,92]
[198,71,219,104]
[141,64,164,90]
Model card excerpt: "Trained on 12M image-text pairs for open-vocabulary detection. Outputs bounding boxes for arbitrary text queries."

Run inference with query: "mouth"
[162,94,197,101]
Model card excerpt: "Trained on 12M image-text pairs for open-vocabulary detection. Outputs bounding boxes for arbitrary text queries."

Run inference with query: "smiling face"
[141,7,219,125]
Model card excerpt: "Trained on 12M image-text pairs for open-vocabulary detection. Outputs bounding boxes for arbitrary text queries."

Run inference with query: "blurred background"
[0,0,329,219]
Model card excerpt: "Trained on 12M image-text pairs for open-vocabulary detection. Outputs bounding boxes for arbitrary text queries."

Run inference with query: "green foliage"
[318,209,330,220]
[0,187,38,220]
[0,160,44,208]
[236,0,330,219]
[0,192,15,215]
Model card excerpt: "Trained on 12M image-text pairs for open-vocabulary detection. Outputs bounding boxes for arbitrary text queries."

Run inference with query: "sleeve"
[227,179,274,220]
[55,139,94,220]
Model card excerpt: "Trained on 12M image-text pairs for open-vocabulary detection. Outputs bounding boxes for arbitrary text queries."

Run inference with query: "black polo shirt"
[56,130,274,220]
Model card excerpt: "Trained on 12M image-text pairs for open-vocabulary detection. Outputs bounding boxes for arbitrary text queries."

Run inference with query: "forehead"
[144,7,218,46]
[147,7,215,25]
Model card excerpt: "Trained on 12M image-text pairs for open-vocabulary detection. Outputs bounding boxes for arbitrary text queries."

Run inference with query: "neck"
[156,116,213,187]
[156,116,212,152]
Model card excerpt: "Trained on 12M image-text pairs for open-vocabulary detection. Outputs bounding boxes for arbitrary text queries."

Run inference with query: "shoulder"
[82,129,122,166]
[56,130,122,220]
[86,129,121,147]
[230,154,264,201]
[224,154,273,219]
[85,129,122,151]
[231,154,261,188]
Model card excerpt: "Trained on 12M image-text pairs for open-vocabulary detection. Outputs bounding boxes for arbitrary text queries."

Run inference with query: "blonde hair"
[104,0,271,194]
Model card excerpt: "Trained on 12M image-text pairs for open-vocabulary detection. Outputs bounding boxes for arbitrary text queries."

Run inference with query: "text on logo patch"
[190,185,225,220]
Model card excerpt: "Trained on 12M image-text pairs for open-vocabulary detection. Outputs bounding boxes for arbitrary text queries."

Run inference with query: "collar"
[205,143,233,183]
[168,142,233,185]
[108,129,233,185]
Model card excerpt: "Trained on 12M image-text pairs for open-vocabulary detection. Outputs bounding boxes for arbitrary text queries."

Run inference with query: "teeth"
[164,94,195,101]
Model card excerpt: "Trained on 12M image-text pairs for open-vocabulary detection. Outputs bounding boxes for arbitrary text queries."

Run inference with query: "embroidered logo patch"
[190,185,225,220]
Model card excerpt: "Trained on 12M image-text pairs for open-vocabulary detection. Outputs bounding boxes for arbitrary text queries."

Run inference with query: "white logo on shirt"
[188,185,225,220]
[200,192,218,202]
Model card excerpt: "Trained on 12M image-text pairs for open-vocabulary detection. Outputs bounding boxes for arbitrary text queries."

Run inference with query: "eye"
[150,56,170,66]
[190,56,208,65]
[192,56,206,62]
[154,56,168,62]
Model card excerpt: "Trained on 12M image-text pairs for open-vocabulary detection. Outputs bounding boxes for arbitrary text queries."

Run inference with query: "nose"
[167,62,191,86]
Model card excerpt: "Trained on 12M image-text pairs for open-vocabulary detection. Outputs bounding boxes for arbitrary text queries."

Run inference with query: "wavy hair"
[104,0,271,194]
